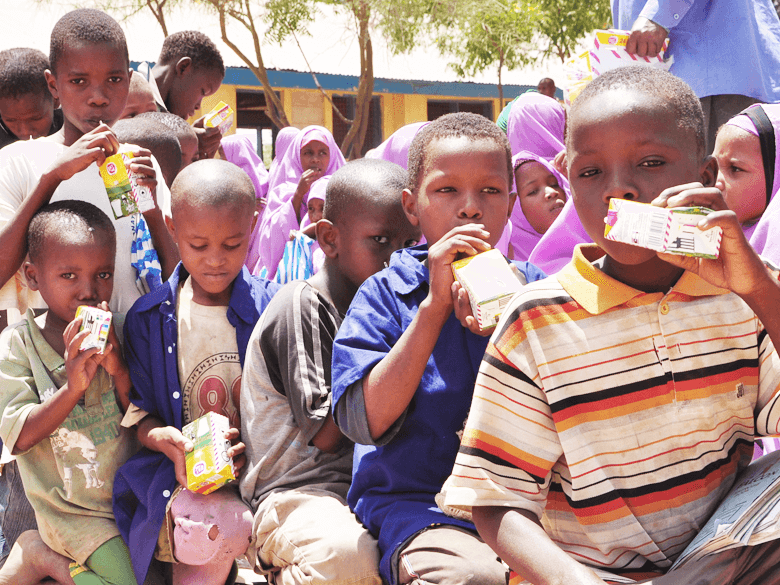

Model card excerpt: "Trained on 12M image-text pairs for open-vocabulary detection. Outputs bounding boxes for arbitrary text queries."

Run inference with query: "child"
[0,48,62,150]
[256,126,346,277]
[506,91,566,160]
[240,158,420,584]
[136,31,225,160]
[113,116,184,188]
[365,121,429,169]
[267,126,300,185]
[138,110,199,169]
[119,71,158,120]
[509,151,568,261]
[0,9,177,318]
[330,113,546,585]
[0,200,136,585]
[440,66,780,585]
[113,159,280,585]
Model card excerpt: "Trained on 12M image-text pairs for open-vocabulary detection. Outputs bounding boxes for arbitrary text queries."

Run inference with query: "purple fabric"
[527,197,593,275]
[506,93,566,160]
[267,127,301,189]
[509,151,572,262]
[366,122,430,169]
[733,105,780,259]
[254,126,345,277]
[220,134,271,271]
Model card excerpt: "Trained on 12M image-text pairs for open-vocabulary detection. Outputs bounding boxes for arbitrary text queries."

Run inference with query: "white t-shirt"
[0,137,171,316]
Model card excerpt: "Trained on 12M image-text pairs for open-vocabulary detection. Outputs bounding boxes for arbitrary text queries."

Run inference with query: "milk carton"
[182,412,236,495]
[203,101,234,135]
[98,149,155,219]
[75,305,112,353]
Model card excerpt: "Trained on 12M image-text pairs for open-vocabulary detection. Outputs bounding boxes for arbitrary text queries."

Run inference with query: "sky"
[1,0,578,88]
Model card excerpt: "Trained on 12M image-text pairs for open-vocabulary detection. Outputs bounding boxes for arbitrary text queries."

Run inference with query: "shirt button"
[163,490,171,498]
[660,303,670,315]
[173,392,180,399]
[673,13,679,19]
[167,346,172,353]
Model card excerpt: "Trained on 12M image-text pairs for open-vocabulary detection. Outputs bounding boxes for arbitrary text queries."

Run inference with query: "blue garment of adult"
[612,0,780,101]
[331,245,546,584]
[112,263,280,584]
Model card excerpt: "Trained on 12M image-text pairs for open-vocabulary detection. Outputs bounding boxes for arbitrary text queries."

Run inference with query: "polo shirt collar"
[25,309,64,373]
[388,245,429,295]
[558,244,728,315]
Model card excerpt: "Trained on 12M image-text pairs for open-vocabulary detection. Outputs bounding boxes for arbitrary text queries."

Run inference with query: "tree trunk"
[146,0,169,37]
[340,0,373,159]
[497,51,504,106]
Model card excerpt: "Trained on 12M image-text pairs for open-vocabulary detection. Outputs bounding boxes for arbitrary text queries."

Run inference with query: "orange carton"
[182,412,236,495]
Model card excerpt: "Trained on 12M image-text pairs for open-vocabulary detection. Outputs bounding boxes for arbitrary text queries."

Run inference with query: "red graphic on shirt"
[197,375,239,428]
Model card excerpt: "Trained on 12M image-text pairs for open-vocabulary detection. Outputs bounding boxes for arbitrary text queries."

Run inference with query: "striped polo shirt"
[441,245,780,571]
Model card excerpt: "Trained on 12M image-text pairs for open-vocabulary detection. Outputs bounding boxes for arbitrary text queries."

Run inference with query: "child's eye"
[224,243,242,251]
[60,273,75,279]
[404,239,419,248]
[525,189,539,197]
[640,159,664,168]
[372,236,389,245]
[730,165,745,173]
[482,187,501,194]
[109,76,124,84]
[190,244,208,251]
[69,78,86,86]
[579,168,600,178]
[98,272,113,280]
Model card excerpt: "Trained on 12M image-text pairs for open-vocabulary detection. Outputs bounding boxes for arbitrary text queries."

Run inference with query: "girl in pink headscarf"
[366,121,430,169]
[255,126,346,277]
[267,126,301,187]
[506,92,566,160]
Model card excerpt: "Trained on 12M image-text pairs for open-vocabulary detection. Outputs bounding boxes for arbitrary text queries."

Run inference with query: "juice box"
[75,305,112,353]
[203,101,234,135]
[604,199,722,259]
[98,150,155,220]
[182,412,236,495]
[451,248,525,331]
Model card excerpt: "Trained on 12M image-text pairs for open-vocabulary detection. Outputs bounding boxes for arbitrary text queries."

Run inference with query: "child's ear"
[401,188,420,227]
[164,215,177,241]
[507,192,517,219]
[700,154,718,187]
[23,262,39,292]
[250,210,258,234]
[553,151,569,179]
[44,69,59,104]
[175,57,193,77]
[316,219,339,259]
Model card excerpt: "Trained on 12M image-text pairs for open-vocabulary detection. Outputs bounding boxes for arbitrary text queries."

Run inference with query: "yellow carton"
[451,249,524,331]
[204,101,234,135]
[75,305,112,353]
[99,150,155,219]
[183,412,236,495]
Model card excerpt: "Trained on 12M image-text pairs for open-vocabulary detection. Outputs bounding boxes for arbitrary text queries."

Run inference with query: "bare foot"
[0,531,75,585]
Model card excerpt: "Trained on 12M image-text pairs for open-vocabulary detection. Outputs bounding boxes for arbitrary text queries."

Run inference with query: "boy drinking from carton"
[330,113,546,585]
[0,200,136,585]
[0,48,63,151]
[440,66,780,585]
[113,160,280,585]
[0,8,178,319]
[240,158,420,585]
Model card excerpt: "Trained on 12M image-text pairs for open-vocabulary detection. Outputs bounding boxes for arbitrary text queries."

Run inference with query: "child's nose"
[459,192,482,219]
[715,170,726,191]
[603,169,639,203]
[88,85,110,107]
[78,280,98,301]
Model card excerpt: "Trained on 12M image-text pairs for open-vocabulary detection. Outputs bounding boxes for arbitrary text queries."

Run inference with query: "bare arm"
[137,414,191,487]
[473,506,607,585]
[311,413,347,453]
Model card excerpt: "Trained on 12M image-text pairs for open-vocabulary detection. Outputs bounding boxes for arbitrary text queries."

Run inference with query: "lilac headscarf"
[255,126,345,276]
[267,127,300,188]
[366,122,430,169]
[509,152,571,262]
[506,93,566,160]
[729,105,780,263]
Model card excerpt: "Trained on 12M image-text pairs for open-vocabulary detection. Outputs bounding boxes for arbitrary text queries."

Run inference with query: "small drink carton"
[604,199,722,259]
[182,412,236,495]
[451,248,525,332]
[203,101,234,135]
[99,149,155,219]
[75,305,112,353]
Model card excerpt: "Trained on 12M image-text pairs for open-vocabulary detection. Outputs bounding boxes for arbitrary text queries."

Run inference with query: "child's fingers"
[231,452,247,477]
[63,317,83,346]
[662,187,728,211]
[652,182,705,207]
[227,440,245,459]
[224,427,240,441]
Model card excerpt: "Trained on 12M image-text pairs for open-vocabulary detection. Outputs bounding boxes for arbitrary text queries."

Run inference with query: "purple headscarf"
[366,122,430,169]
[506,93,566,160]
[267,127,301,188]
[728,105,780,262]
[254,126,345,276]
[509,151,571,262]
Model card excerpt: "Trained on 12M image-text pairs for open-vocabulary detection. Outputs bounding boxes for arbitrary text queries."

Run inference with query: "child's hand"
[52,123,119,182]
[93,302,128,379]
[301,221,318,239]
[427,224,492,311]
[192,117,222,160]
[652,182,730,212]
[63,317,107,398]
[452,280,492,336]
[123,146,159,204]
[147,425,192,487]
[224,427,247,478]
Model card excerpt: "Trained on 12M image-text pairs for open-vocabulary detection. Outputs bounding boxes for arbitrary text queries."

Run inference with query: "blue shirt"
[331,246,546,584]
[112,263,279,584]
[613,0,780,101]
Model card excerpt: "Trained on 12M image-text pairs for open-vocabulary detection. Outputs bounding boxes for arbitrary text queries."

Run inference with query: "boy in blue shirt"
[331,113,546,585]
[113,160,280,585]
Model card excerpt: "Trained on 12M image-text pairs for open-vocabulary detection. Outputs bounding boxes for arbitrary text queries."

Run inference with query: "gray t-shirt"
[239,281,353,512]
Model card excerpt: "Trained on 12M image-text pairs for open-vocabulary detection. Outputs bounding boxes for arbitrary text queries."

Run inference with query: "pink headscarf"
[509,151,571,262]
[267,127,300,188]
[255,126,346,276]
[727,105,780,262]
[301,176,330,273]
[366,122,430,169]
[506,93,566,160]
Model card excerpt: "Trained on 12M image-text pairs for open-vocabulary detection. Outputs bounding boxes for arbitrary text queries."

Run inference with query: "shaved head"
[170,159,255,217]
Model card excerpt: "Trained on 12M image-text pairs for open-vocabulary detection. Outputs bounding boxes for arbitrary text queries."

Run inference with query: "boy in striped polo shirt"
[441,66,780,585]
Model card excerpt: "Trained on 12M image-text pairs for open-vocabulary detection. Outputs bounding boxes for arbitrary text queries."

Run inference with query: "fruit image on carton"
[604,199,722,259]
[204,101,235,135]
[76,305,112,353]
[451,248,525,331]
[182,412,236,495]
[99,150,155,219]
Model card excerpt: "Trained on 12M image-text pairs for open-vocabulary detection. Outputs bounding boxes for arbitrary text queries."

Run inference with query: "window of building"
[331,95,382,157]
[427,100,494,121]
